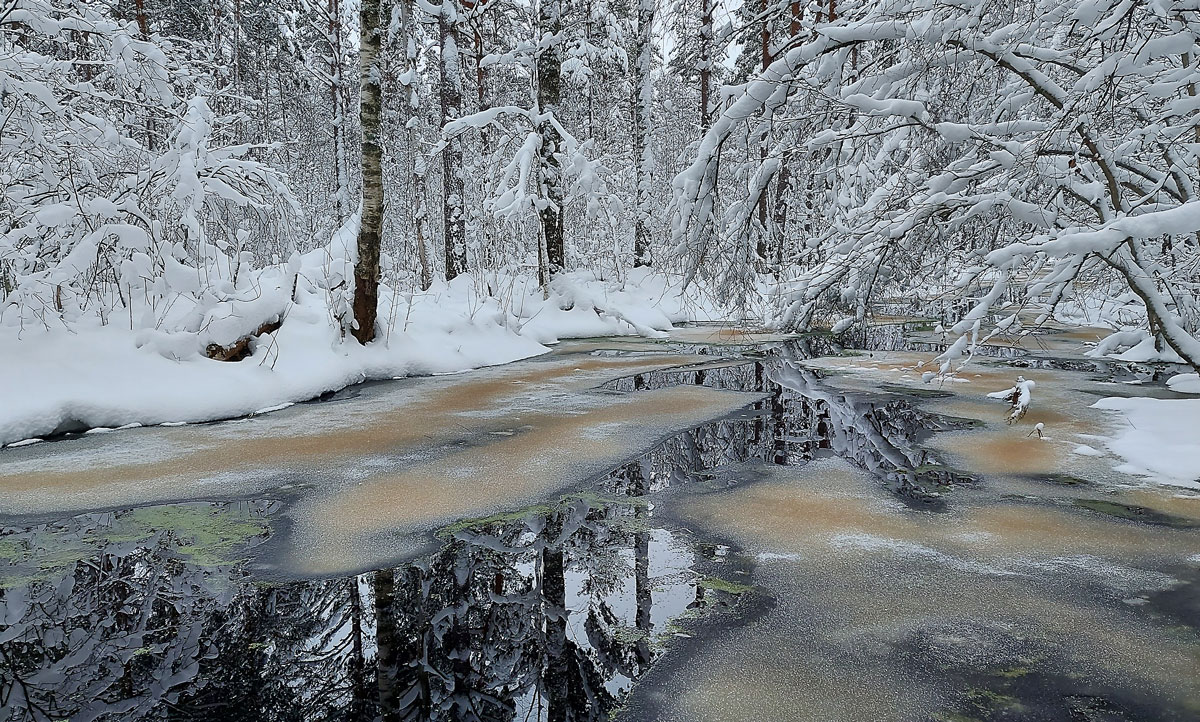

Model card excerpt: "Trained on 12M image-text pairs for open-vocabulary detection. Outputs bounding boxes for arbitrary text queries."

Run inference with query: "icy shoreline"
[0,268,725,447]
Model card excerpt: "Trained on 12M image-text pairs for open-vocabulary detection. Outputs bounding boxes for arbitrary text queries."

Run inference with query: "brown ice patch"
[672,660,914,722]
[965,504,1200,558]
[685,460,1200,564]
[290,384,765,574]
[660,463,1200,720]
[1049,326,1113,342]
[805,350,1084,396]
[940,434,1062,475]
[1125,488,1200,522]
[0,353,709,514]
[685,474,923,550]
[666,326,795,344]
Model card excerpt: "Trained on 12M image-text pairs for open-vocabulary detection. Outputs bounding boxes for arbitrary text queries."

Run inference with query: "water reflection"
[602,346,970,506]
[1,487,711,721]
[2,339,966,721]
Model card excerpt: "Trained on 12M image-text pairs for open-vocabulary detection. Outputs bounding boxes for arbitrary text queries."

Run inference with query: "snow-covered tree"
[675,0,1200,372]
[1,0,296,333]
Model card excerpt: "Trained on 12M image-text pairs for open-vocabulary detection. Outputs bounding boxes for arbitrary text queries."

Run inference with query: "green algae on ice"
[697,576,754,595]
[0,502,272,588]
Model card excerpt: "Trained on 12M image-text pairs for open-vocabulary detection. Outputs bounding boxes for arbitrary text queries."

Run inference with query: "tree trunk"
[770,2,803,269]
[352,0,384,344]
[632,0,655,268]
[330,0,350,224]
[537,0,565,282]
[756,0,770,266]
[134,0,150,35]
[699,0,713,132]
[440,2,467,281]
[397,0,432,291]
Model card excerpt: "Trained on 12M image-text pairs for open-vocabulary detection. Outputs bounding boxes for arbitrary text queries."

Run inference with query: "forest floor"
[2,322,1199,720]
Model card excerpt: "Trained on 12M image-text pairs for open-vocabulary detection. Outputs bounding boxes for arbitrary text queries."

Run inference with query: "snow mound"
[0,266,727,447]
[1090,397,1200,489]
[1167,373,1200,394]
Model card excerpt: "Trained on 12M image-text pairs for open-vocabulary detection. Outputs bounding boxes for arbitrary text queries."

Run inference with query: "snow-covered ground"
[0,265,730,447]
[1090,397,1200,490]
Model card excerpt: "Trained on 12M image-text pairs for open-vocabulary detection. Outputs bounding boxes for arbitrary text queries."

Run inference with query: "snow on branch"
[673,0,1200,372]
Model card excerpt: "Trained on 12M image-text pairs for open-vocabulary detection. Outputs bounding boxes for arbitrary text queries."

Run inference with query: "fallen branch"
[205,315,284,362]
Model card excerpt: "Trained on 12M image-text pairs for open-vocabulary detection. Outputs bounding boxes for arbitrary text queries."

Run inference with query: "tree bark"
[330,0,350,224]
[134,0,150,35]
[537,0,565,283]
[699,0,713,132]
[632,0,655,267]
[769,2,802,268]
[756,0,770,265]
[398,0,432,290]
[352,0,384,344]
[440,2,467,281]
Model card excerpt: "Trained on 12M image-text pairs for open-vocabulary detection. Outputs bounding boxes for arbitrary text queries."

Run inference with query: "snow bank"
[1090,397,1200,489]
[1167,373,1200,394]
[0,266,720,446]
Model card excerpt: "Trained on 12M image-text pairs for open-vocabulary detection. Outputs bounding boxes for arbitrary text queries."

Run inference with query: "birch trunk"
[537,0,565,282]
[632,0,655,267]
[352,0,383,344]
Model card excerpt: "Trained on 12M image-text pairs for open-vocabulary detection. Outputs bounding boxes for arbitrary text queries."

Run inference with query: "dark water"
[3,335,1191,721]
[0,339,972,721]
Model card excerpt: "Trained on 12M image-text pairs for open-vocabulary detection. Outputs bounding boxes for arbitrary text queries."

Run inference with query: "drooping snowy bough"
[1,1,297,342]
[673,0,1200,372]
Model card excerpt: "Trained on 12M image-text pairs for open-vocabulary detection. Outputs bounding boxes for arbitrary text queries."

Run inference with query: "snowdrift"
[0,223,727,447]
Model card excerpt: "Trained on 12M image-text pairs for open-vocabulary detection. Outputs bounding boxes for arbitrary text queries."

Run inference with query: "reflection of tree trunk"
[771,388,787,465]
[374,570,399,722]
[541,512,569,722]
[631,463,652,671]
[443,550,474,719]
[395,567,431,720]
[348,577,369,721]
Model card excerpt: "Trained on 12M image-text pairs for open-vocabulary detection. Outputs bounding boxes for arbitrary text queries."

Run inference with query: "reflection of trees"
[602,343,957,502]
[1,473,691,721]
[1,343,954,721]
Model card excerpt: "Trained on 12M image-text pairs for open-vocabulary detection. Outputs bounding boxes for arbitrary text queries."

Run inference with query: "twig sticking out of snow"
[988,376,1036,425]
